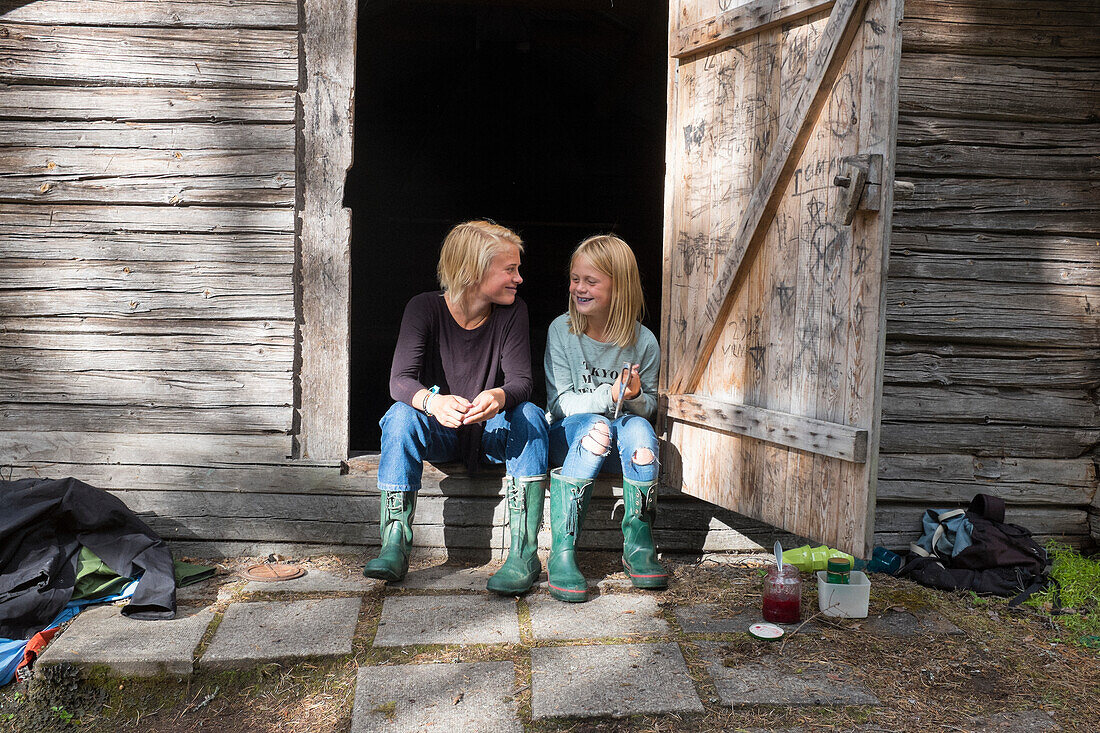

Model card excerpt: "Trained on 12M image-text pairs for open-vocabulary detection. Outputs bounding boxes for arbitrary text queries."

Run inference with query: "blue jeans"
[378,401,549,491]
[549,413,658,482]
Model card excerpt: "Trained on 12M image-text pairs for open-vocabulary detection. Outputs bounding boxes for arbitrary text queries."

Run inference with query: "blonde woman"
[366,221,548,594]
[544,235,666,603]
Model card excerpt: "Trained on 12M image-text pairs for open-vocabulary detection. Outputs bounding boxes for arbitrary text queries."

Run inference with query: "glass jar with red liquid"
[762,564,802,624]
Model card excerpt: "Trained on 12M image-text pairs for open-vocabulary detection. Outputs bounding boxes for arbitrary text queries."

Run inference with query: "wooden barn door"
[659,0,903,557]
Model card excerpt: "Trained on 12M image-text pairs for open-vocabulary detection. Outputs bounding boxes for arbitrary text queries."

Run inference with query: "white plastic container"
[816,570,870,618]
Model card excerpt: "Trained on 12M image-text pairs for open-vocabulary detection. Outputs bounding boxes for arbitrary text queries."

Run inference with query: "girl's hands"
[430,394,471,429]
[611,364,642,402]
[461,389,505,425]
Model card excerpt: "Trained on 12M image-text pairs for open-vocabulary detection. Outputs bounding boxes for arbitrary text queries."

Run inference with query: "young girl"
[544,234,667,603]
[367,220,549,595]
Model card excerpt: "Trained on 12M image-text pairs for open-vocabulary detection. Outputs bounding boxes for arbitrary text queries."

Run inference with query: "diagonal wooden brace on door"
[667,0,871,397]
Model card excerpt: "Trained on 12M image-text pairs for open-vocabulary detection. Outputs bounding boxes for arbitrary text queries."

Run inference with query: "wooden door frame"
[296,0,356,462]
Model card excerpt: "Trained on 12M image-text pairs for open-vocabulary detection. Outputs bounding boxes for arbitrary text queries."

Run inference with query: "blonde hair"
[437,220,524,305]
[567,234,644,348]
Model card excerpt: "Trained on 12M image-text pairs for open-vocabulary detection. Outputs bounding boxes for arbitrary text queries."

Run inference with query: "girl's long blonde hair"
[437,220,524,305]
[567,234,644,348]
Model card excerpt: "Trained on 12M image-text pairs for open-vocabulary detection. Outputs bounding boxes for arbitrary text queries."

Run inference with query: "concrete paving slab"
[200,597,360,669]
[37,605,213,677]
[859,609,962,636]
[352,661,522,733]
[528,594,668,640]
[531,642,703,719]
[242,569,379,594]
[399,564,503,591]
[697,643,879,706]
[373,595,520,646]
[673,604,824,635]
[535,576,634,592]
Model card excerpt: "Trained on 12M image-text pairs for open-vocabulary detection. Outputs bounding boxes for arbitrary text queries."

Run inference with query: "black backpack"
[899,494,1053,606]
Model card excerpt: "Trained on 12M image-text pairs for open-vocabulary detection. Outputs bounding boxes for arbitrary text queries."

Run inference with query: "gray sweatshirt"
[544,313,660,424]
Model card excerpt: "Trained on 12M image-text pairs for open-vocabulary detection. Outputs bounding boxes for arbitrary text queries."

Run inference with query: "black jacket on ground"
[0,477,176,640]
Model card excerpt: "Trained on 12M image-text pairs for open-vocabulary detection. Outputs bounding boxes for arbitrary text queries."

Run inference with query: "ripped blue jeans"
[549,413,658,482]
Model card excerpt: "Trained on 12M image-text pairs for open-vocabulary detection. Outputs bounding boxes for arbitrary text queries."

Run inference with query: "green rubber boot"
[547,469,594,603]
[487,475,546,595]
[621,478,668,589]
[363,490,417,582]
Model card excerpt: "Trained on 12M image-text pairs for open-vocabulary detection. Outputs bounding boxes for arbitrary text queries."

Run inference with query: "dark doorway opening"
[348,0,669,451]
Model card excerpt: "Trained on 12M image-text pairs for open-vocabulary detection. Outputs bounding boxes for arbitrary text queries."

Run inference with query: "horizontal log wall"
[875,0,1099,549]
[0,5,299,477]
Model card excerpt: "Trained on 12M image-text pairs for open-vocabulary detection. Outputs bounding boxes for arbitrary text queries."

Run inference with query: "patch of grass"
[1025,543,1100,648]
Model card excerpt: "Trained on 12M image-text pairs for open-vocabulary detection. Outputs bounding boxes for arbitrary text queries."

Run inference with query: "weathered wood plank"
[883,344,1100,388]
[669,0,872,393]
[0,370,291,407]
[0,147,294,206]
[0,122,294,149]
[0,203,293,233]
[0,0,298,27]
[0,85,295,122]
[666,393,868,462]
[898,54,1100,123]
[889,231,1098,264]
[0,25,298,87]
[0,291,294,319]
[879,422,1099,459]
[0,316,294,337]
[896,123,1100,181]
[881,386,1099,428]
[877,453,1096,505]
[0,431,292,464]
[672,0,833,58]
[297,0,355,460]
[891,179,1100,235]
[0,260,292,293]
[900,0,1100,57]
[875,502,1089,537]
[1,232,295,264]
[885,281,1099,347]
[0,404,291,433]
[0,330,294,372]
[888,251,1098,286]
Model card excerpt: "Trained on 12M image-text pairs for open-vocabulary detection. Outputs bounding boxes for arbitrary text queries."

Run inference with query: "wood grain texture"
[0,86,296,122]
[0,0,298,27]
[672,0,833,58]
[900,0,1100,57]
[0,25,298,87]
[0,203,294,233]
[0,404,291,433]
[296,0,355,460]
[898,54,1100,123]
[877,453,1096,506]
[2,232,294,264]
[0,370,291,407]
[667,393,868,462]
[881,386,1099,428]
[883,344,1099,388]
[0,431,292,464]
[879,423,1099,459]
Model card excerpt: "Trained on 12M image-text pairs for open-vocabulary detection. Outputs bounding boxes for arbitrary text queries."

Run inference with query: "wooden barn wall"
[0,0,798,559]
[874,0,1099,549]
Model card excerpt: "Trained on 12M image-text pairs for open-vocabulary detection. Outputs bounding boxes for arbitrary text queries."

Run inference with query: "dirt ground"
[2,553,1097,733]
